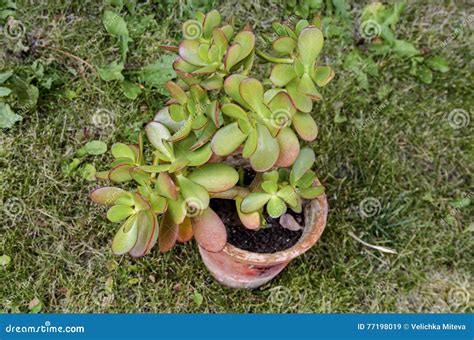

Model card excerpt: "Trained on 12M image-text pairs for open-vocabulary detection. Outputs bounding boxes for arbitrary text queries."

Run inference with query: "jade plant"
[91,10,333,256]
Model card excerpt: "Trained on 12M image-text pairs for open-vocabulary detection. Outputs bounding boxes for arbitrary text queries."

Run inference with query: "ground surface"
[0,0,472,313]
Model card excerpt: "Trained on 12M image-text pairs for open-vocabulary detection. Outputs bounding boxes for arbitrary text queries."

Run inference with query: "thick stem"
[255,49,293,64]
[210,186,250,199]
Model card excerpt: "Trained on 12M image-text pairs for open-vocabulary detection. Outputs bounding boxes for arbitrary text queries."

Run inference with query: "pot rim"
[220,179,328,265]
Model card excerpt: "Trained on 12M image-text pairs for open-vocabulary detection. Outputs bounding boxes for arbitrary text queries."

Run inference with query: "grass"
[0,0,472,313]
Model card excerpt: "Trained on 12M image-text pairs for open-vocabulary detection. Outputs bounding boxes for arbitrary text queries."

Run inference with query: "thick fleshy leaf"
[203,10,221,39]
[221,24,234,40]
[109,164,132,183]
[140,164,170,173]
[290,147,315,185]
[286,78,313,113]
[179,142,212,166]
[295,19,309,36]
[111,143,136,161]
[158,212,178,253]
[233,31,255,61]
[300,185,325,199]
[212,28,228,57]
[112,215,138,255]
[224,43,242,71]
[177,217,194,243]
[129,210,158,257]
[205,100,221,127]
[235,196,260,230]
[276,185,298,207]
[177,175,210,211]
[188,163,239,193]
[90,187,126,206]
[149,193,168,214]
[173,56,199,73]
[240,192,272,213]
[298,27,323,67]
[107,204,134,222]
[154,107,185,133]
[156,172,178,200]
[267,196,287,218]
[211,122,247,156]
[145,121,173,157]
[239,78,264,114]
[262,181,278,194]
[242,128,258,158]
[191,123,217,150]
[313,66,335,87]
[298,74,322,100]
[267,91,296,133]
[270,64,297,87]
[133,192,151,211]
[166,81,188,105]
[201,74,224,90]
[223,74,248,108]
[272,36,296,54]
[221,103,249,121]
[179,39,207,66]
[129,167,149,186]
[167,195,186,225]
[168,116,193,142]
[293,112,318,141]
[296,170,316,189]
[250,124,280,172]
[95,171,110,180]
[192,207,227,253]
[275,127,300,167]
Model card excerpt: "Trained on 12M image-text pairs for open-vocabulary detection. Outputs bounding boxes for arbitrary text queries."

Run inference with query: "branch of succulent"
[90,10,333,257]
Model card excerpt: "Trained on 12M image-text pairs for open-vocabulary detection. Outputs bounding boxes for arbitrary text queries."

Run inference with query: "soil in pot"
[210,198,304,254]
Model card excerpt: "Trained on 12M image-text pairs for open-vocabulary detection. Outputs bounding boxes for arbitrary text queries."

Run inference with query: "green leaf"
[239,78,265,115]
[250,124,280,172]
[299,186,325,199]
[298,27,323,67]
[0,86,12,97]
[270,64,297,87]
[167,195,186,225]
[145,121,173,157]
[109,164,133,182]
[121,81,142,100]
[416,65,433,84]
[425,56,449,73]
[0,255,11,266]
[290,147,315,185]
[241,192,272,213]
[193,292,204,306]
[158,212,178,253]
[188,163,239,193]
[107,204,135,222]
[262,181,278,194]
[177,175,210,211]
[313,66,334,87]
[139,55,176,94]
[90,187,127,206]
[0,103,22,129]
[235,196,260,230]
[292,112,318,141]
[83,140,107,155]
[267,196,287,218]
[0,70,13,84]
[277,185,298,207]
[272,36,296,54]
[80,164,96,181]
[275,127,300,167]
[103,10,129,37]
[112,214,139,255]
[156,172,178,200]
[203,10,221,39]
[211,122,247,156]
[97,61,124,81]
[111,143,135,161]
[392,40,419,58]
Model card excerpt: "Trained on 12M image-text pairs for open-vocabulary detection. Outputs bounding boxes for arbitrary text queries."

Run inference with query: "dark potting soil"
[210,198,304,254]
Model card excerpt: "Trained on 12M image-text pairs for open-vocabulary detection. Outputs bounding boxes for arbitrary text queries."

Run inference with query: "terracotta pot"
[198,182,328,289]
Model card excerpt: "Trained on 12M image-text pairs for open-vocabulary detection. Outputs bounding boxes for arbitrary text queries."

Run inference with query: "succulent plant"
[91,10,333,256]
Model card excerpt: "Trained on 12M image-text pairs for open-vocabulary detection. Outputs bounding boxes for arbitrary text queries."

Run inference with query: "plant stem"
[255,49,293,64]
